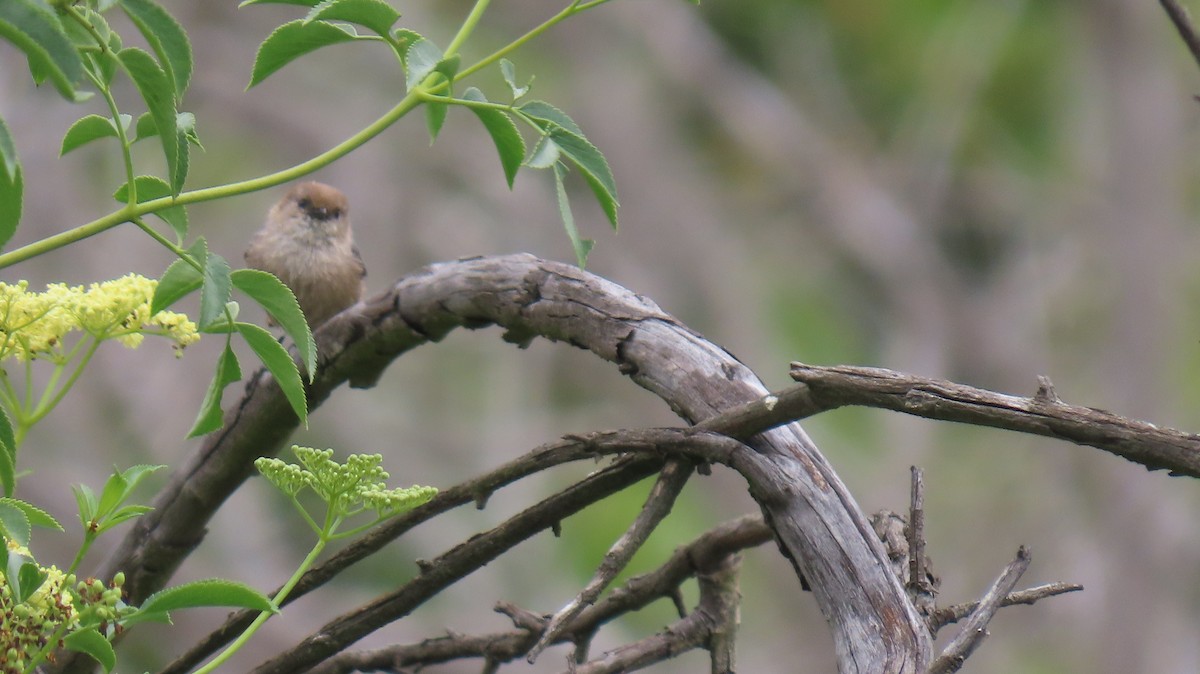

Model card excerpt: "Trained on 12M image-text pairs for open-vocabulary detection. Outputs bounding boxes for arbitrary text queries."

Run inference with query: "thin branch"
[1160,0,1200,72]
[527,458,695,663]
[928,547,1032,674]
[248,455,666,674]
[906,467,937,622]
[789,363,1200,477]
[569,553,743,674]
[908,467,927,592]
[930,582,1084,633]
[307,515,771,674]
[159,432,659,674]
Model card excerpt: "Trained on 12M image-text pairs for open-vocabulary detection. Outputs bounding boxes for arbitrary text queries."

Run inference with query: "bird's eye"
[297,197,312,210]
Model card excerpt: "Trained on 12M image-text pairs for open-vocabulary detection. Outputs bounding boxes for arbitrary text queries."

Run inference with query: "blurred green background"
[3,0,1200,671]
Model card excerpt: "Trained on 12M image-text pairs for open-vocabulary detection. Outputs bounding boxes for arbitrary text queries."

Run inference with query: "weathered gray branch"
[929,547,1032,674]
[790,363,1200,477]
[66,254,933,673]
[248,255,932,672]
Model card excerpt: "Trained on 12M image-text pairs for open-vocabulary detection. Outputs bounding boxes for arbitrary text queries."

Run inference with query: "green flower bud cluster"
[256,446,437,526]
[74,572,129,625]
[0,275,200,363]
[0,560,131,673]
[360,485,439,517]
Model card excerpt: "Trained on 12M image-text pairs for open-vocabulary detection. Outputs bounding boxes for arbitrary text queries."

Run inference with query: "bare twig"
[789,363,1200,477]
[570,552,744,674]
[928,547,1032,674]
[907,467,938,621]
[930,582,1084,633]
[908,467,927,592]
[1160,0,1200,72]
[308,516,771,674]
[527,458,696,663]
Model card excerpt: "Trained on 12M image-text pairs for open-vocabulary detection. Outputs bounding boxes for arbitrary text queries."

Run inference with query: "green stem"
[444,0,492,56]
[67,6,137,201]
[456,0,609,82]
[193,538,328,674]
[26,338,101,428]
[93,78,137,205]
[131,217,200,271]
[66,533,97,579]
[0,90,424,271]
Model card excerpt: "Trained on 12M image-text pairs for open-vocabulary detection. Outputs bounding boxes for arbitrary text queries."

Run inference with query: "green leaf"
[392,27,420,51]
[118,0,193,99]
[500,58,530,100]
[15,562,46,602]
[3,554,28,602]
[133,111,156,141]
[98,504,154,531]
[0,405,14,497]
[462,88,523,188]
[63,628,116,673]
[61,114,128,156]
[92,465,163,515]
[72,484,97,528]
[404,36,442,91]
[118,463,165,491]
[306,0,400,37]
[0,116,21,250]
[152,238,206,314]
[139,578,276,615]
[134,111,203,150]
[187,340,241,437]
[200,253,232,329]
[518,101,618,229]
[231,269,316,381]
[236,322,308,427]
[97,30,122,86]
[554,163,593,267]
[422,55,458,142]
[118,48,183,194]
[426,96,447,142]
[0,114,19,181]
[113,175,188,242]
[3,498,61,531]
[118,609,171,628]
[173,123,191,196]
[0,499,30,548]
[62,7,110,50]
[176,111,203,149]
[549,127,618,230]
[95,471,129,519]
[526,134,559,170]
[0,0,87,101]
[518,100,584,136]
[248,19,358,88]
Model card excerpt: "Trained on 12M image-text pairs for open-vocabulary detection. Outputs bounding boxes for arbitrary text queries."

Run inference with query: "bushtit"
[245,181,366,329]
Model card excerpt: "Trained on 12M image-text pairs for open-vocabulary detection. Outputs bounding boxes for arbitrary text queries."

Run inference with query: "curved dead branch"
[62,254,929,674]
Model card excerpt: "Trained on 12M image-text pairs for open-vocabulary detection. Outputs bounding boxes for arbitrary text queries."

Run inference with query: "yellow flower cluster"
[0,275,200,362]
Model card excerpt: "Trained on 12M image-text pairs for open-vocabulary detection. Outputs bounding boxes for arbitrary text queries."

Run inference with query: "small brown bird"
[244,181,366,329]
